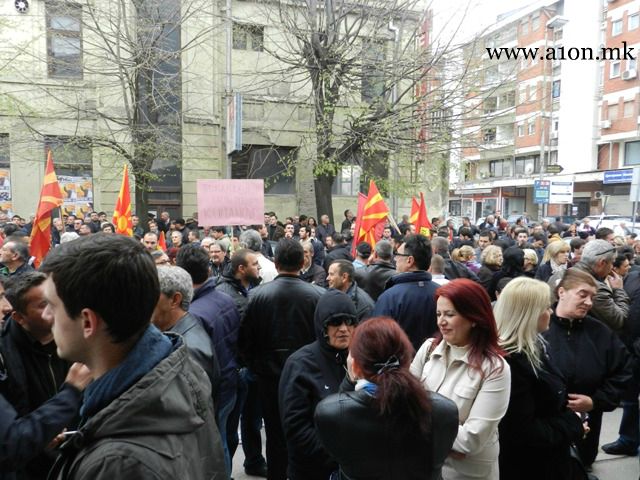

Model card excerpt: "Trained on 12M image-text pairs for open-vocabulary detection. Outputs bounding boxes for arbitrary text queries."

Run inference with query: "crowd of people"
[0,206,636,480]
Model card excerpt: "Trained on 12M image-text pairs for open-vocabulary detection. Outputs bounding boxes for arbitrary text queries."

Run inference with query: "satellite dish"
[524,164,534,174]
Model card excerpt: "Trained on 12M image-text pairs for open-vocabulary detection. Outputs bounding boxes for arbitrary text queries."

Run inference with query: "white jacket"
[411,339,511,480]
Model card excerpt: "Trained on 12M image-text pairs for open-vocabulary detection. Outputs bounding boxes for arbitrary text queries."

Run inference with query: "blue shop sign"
[603,169,633,184]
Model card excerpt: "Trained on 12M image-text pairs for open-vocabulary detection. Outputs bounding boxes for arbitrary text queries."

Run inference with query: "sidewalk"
[231,408,638,479]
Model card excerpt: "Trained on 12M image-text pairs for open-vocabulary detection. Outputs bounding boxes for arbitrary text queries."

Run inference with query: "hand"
[47,429,68,451]
[65,363,92,391]
[449,450,466,460]
[567,394,593,413]
[608,272,623,289]
[346,353,357,382]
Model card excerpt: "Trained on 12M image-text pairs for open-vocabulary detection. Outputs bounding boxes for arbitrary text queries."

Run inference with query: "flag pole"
[386,212,400,233]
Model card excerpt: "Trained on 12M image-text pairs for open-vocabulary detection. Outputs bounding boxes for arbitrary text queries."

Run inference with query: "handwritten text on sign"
[197,179,264,226]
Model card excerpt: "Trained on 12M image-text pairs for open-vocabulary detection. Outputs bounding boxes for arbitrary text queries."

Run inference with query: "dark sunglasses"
[326,315,357,327]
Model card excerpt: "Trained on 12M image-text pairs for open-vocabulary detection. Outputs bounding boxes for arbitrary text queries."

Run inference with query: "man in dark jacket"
[240,239,325,480]
[300,241,327,287]
[323,232,353,272]
[431,236,479,282]
[0,272,70,480]
[353,240,395,301]
[279,290,357,480]
[315,215,335,247]
[327,260,374,322]
[0,238,33,278]
[177,244,241,476]
[372,234,438,350]
[152,266,221,394]
[215,248,262,319]
[41,234,225,480]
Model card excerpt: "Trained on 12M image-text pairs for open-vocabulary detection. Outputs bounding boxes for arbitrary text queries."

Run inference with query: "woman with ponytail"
[314,317,458,480]
[411,279,511,480]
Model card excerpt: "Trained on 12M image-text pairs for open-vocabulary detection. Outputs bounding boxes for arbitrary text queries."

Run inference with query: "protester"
[410,279,511,480]
[535,240,570,282]
[495,277,585,480]
[316,317,458,480]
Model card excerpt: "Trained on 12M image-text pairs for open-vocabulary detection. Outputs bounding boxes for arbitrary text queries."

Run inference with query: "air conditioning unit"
[601,119,612,129]
[550,131,558,139]
[622,69,637,80]
[593,191,604,200]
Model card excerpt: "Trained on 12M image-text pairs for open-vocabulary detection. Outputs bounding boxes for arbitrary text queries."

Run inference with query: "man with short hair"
[381,226,393,240]
[41,234,225,479]
[78,224,92,237]
[283,223,297,240]
[240,230,278,283]
[211,226,231,252]
[216,249,261,318]
[315,214,335,247]
[352,242,371,269]
[209,241,232,279]
[188,228,201,245]
[131,215,144,237]
[176,244,241,475]
[142,232,159,252]
[300,241,326,287]
[0,237,33,277]
[429,254,450,286]
[240,239,324,480]
[88,211,101,233]
[0,272,70,479]
[323,232,353,271]
[341,209,354,233]
[327,259,374,321]
[152,266,220,397]
[514,228,530,249]
[596,227,616,244]
[353,240,396,301]
[372,234,438,349]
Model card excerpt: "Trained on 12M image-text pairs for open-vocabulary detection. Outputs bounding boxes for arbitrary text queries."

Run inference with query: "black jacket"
[499,350,584,480]
[541,313,632,412]
[240,274,325,379]
[279,290,356,480]
[623,270,640,359]
[534,261,553,282]
[323,244,353,271]
[477,264,500,293]
[169,312,221,398]
[346,283,374,322]
[300,264,327,288]
[315,389,458,480]
[353,261,395,301]
[215,275,260,320]
[316,224,335,247]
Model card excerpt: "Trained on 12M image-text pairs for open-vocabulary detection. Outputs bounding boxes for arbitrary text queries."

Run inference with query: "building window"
[517,123,524,137]
[518,87,527,104]
[483,97,497,114]
[608,104,619,120]
[332,164,362,196]
[599,64,605,86]
[611,60,621,78]
[482,127,496,143]
[552,80,561,98]
[232,23,264,51]
[361,39,386,103]
[624,101,635,118]
[612,19,623,36]
[46,3,83,78]
[531,14,540,31]
[498,91,515,109]
[489,159,505,178]
[520,19,529,36]
[625,141,640,165]
[628,57,638,71]
[630,14,640,31]
[231,145,296,194]
[528,122,536,135]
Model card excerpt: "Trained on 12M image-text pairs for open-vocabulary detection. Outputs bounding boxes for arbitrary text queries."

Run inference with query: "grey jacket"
[49,340,226,480]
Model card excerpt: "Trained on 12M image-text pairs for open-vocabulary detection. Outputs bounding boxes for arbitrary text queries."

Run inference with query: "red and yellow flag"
[409,197,420,225]
[112,164,133,236]
[30,150,64,268]
[416,192,433,238]
[354,180,390,250]
[158,230,167,251]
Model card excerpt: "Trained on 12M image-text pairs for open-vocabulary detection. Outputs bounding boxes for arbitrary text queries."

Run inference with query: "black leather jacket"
[315,389,458,480]
[353,261,396,301]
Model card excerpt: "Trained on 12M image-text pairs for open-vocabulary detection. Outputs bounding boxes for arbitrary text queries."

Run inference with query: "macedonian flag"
[30,150,64,268]
[416,192,433,237]
[112,164,133,236]
[354,180,390,250]
[409,196,420,225]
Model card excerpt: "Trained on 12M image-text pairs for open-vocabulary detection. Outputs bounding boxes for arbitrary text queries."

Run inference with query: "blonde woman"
[478,246,502,292]
[495,277,585,480]
[535,240,570,282]
[522,248,538,275]
[458,245,481,274]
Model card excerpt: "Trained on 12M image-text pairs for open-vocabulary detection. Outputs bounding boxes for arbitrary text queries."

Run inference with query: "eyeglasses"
[326,315,357,327]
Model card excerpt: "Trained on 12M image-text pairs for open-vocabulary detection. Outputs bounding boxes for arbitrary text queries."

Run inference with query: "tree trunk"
[314,173,334,225]
[134,178,149,218]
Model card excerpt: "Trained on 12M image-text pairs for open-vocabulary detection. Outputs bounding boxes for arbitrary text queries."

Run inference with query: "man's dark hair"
[4,236,29,262]
[299,215,307,223]
[175,218,186,226]
[570,238,585,252]
[436,227,449,238]
[176,244,210,284]
[40,234,159,343]
[403,234,432,270]
[211,226,226,234]
[458,227,471,238]
[344,209,351,218]
[4,271,47,315]
[400,224,412,236]
[514,228,527,236]
[330,259,354,281]
[547,224,559,235]
[618,245,635,263]
[189,229,201,240]
[3,224,19,237]
[478,230,491,239]
[275,238,304,272]
[98,211,106,217]
[332,232,346,244]
[629,233,638,240]
[231,248,252,274]
[595,227,614,240]
[532,231,547,243]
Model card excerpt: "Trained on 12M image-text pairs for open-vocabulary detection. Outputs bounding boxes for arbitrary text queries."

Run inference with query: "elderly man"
[300,241,327,287]
[0,237,33,277]
[549,239,629,332]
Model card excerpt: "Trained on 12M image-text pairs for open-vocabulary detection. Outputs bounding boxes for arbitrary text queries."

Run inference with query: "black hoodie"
[278,290,357,480]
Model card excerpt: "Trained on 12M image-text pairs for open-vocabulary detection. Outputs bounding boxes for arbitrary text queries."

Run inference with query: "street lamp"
[538,15,568,219]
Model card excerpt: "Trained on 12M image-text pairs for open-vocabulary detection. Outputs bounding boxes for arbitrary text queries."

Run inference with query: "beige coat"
[410,339,511,480]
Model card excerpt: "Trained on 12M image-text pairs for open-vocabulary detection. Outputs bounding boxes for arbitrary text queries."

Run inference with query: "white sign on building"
[549,181,574,204]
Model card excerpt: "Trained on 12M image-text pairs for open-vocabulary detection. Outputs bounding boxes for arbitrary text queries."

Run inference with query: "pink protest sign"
[197,179,264,226]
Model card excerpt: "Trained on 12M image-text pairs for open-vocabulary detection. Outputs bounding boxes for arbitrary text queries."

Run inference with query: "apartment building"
[0,0,432,220]
[449,0,605,221]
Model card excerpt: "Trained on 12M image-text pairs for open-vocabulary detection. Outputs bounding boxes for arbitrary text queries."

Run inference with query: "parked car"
[583,215,640,235]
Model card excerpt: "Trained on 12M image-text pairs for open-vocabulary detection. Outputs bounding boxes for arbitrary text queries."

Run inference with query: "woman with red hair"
[315,317,458,479]
[411,279,511,480]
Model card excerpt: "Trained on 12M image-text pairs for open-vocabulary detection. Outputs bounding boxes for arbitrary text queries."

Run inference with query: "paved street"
[231,408,638,479]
